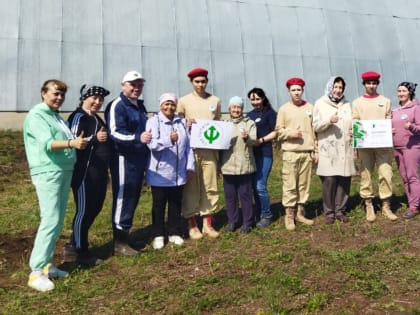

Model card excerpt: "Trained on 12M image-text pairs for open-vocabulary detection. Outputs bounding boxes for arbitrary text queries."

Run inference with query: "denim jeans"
[253,155,273,218]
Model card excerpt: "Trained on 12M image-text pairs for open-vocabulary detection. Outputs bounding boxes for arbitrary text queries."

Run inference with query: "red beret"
[286,77,305,88]
[187,67,208,79]
[361,71,380,81]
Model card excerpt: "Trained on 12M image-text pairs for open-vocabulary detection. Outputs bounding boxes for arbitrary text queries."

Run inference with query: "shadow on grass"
[59,225,155,271]
[269,193,364,221]
[369,194,407,213]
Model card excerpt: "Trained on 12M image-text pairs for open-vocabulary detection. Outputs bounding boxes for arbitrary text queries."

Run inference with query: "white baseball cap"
[121,70,145,83]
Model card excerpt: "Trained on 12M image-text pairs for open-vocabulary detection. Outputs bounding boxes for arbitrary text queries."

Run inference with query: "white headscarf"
[324,76,344,103]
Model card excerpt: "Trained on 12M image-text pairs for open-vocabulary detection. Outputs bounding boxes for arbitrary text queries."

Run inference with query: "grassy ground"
[0,130,419,314]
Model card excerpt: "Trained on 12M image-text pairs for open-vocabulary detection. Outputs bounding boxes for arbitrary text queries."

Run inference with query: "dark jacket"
[104,92,150,158]
[68,107,110,188]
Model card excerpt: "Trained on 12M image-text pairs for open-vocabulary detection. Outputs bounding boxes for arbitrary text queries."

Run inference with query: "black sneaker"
[63,243,77,262]
[402,209,419,219]
[113,241,139,256]
[240,226,252,234]
[76,251,103,267]
[256,216,272,228]
[225,223,237,232]
[335,213,349,223]
[325,216,335,225]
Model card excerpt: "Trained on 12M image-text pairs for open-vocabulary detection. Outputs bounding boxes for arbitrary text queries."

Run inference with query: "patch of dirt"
[0,199,420,314]
[0,231,78,288]
[0,232,34,287]
[1,214,420,314]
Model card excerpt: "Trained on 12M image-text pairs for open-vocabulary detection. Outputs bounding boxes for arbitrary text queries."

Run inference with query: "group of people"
[23,68,420,292]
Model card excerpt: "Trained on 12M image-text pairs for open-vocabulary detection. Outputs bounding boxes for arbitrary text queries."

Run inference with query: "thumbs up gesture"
[170,129,178,144]
[140,128,152,144]
[294,126,303,138]
[330,113,339,124]
[72,130,89,150]
[97,126,108,142]
[240,127,248,140]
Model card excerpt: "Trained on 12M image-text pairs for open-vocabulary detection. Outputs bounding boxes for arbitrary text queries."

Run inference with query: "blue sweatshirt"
[146,112,195,187]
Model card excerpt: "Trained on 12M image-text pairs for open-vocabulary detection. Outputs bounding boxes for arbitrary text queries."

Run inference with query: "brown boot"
[364,198,376,222]
[381,199,398,221]
[188,217,203,240]
[284,207,296,231]
[295,204,314,225]
[202,215,220,238]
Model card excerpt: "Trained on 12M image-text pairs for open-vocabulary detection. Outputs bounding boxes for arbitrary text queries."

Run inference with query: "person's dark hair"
[40,79,68,95]
[398,81,417,100]
[247,87,272,110]
[362,79,380,85]
[333,76,346,91]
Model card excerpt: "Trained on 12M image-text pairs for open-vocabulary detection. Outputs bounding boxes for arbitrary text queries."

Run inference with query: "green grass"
[1,130,420,314]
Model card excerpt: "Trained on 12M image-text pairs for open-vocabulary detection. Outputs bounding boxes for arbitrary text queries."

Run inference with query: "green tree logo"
[353,121,366,147]
[203,125,220,144]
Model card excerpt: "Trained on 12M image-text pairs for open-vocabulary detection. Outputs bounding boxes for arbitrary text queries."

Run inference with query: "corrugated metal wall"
[1,0,420,112]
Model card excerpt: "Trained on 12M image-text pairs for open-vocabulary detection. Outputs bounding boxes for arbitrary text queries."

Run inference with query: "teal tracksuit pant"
[29,170,72,271]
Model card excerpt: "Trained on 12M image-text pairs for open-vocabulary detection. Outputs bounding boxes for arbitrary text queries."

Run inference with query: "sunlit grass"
[0,130,419,314]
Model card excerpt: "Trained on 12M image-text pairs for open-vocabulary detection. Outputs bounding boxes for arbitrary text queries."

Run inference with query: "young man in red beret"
[177,67,221,239]
[352,71,397,222]
[276,78,317,230]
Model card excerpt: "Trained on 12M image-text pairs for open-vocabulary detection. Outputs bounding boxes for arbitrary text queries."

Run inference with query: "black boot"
[63,242,77,262]
[76,250,103,267]
[113,229,139,256]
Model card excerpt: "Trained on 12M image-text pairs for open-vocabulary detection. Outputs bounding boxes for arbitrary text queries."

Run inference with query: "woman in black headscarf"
[66,84,111,266]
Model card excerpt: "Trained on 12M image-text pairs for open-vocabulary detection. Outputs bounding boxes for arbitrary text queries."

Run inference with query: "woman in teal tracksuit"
[23,79,88,292]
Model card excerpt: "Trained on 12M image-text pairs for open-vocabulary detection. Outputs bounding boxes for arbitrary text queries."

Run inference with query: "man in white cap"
[105,70,152,255]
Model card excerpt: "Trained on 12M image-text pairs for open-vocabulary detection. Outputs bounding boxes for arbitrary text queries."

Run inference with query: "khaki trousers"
[358,148,393,200]
[182,149,219,218]
[282,151,313,207]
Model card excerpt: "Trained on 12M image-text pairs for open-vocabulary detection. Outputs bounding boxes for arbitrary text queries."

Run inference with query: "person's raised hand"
[170,129,178,144]
[240,128,248,140]
[294,126,303,138]
[330,113,339,124]
[141,129,152,144]
[72,130,89,150]
[97,126,108,142]
[187,118,196,130]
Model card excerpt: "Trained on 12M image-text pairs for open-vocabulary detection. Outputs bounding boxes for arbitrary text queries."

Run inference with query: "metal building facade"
[1,0,420,112]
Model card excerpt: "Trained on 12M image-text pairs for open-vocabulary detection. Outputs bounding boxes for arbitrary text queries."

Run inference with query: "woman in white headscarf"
[313,76,356,224]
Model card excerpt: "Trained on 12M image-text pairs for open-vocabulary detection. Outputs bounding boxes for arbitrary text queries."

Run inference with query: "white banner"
[352,119,393,148]
[190,120,233,150]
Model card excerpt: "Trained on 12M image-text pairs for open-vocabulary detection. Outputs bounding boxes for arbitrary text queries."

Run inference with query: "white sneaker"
[168,235,184,246]
[42,263,69,278]
[28,271,55,292]
[152,236,165,250]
